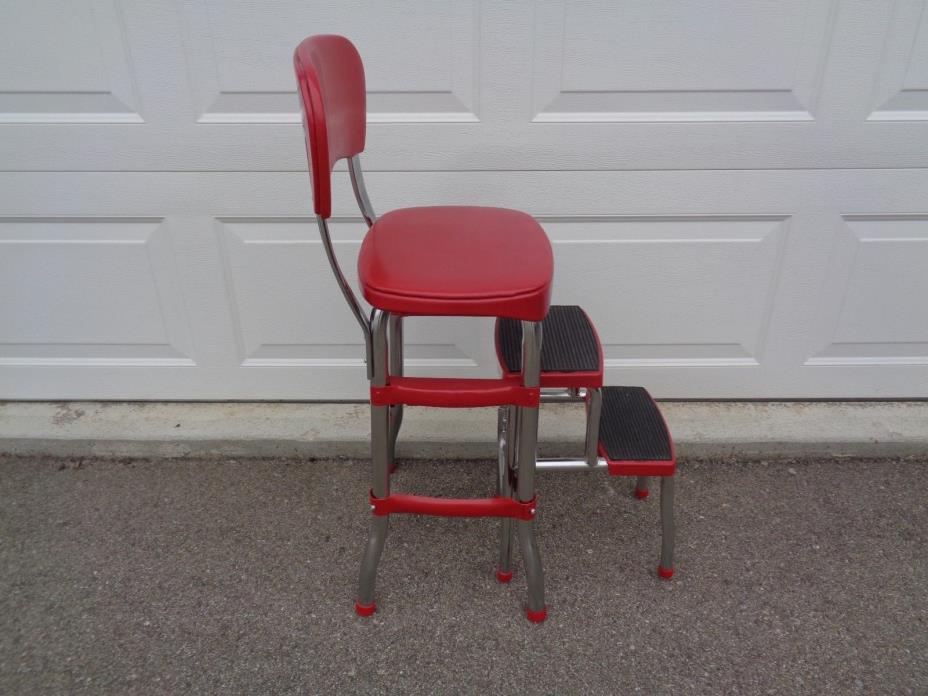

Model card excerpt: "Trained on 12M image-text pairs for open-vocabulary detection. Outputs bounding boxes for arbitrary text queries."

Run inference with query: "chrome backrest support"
[315,214,373,377]
[313,155,379,378]
[348,155,377,228]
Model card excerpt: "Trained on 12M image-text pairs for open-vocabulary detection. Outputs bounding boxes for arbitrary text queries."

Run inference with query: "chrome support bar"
[316,215,372,378]
[496,406,515,577]
[387,315,404,467]
[660,476,675,572]
[584,388,603,467]
[369,309,390,496]
[348,154,377,227]
[535,457,608,471]
[539,389,588,404]
[357,309,391,608]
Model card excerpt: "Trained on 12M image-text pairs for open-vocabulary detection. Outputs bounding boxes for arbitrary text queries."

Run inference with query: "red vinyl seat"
[358,206,553,322]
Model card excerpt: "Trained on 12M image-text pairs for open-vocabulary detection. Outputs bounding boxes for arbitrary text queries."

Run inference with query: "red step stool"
[294,35,676,623]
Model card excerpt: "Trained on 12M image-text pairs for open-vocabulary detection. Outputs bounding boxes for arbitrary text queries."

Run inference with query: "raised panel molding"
[531,0,836,123]
[0,218,193,365]
[538,216,790,367]
[0,0,142,123]
[868,0,928,121]
[180,0,479,124]
[217,218,480,368]
[807,215,928,365]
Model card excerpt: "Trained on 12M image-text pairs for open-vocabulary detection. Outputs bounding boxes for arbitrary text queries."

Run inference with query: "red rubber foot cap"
[496,569,513,584]
[526,606,548,623]
[355,601,376,617]
[388,462,398,474]
[634,488,650,500]
[657,566,674,579]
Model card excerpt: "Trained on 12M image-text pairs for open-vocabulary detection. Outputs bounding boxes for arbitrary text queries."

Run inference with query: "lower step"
[598,386,676,477]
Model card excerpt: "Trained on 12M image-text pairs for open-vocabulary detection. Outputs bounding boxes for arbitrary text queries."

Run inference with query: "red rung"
[370,492,536,520]
[370,377,539,408]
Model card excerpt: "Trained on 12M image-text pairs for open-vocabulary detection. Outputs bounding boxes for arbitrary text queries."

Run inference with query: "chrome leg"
[584,387,602,467]
[357,310,391,614]
[496,405,518,582]
[387,315,403,473]
[357,515,389,608]
[635,475,651,499]
[659,476,675,579]
[517,403,543,616]
[516,321,545,620]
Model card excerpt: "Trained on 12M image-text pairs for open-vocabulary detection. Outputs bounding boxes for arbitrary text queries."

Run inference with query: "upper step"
[495,305,603,388]
[598,386,675,477]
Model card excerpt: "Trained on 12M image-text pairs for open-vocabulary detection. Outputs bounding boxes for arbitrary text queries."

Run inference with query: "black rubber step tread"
[498,305,600,374]
[599,386,673,462]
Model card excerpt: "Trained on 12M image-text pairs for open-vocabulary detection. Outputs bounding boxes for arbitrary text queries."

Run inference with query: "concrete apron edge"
[1,400,927,460]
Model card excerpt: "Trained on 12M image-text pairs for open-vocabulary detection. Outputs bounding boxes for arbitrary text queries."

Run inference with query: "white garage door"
[2,0,927,400]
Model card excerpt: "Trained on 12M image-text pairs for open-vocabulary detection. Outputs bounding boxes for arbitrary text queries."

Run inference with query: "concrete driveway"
[1,455,926,695]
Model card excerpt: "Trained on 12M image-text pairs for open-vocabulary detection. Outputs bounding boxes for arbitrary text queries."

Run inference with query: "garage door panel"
[808,215,928,365]
[180,0,479,124]
[869,0,928,120]
[218,218,368,365]
[541,216,787,367]
[0,218,193,366]
[533,0,835,122]
[0,0,141,123]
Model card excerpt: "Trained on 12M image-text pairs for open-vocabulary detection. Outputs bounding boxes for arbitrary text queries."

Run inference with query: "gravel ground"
[1,455,926,695]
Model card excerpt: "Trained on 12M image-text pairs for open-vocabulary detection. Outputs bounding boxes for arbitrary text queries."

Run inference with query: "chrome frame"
[327,154,672,613]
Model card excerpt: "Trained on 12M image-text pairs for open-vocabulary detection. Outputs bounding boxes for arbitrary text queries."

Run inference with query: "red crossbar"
[370,377,539,408]
[370,492,536,520]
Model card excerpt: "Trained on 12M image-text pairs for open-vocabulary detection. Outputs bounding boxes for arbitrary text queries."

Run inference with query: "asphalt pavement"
[1,455,926,695]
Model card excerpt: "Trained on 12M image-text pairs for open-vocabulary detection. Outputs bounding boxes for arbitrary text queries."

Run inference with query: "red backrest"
[293,35,367,219]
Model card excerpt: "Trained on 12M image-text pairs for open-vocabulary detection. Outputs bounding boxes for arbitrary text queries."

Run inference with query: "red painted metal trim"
[371,377,540,408]
[370,492,536,520]
[363,284,552,323]
[598,433,676,476]
[604,458,676,477]
[526,606,548,623]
